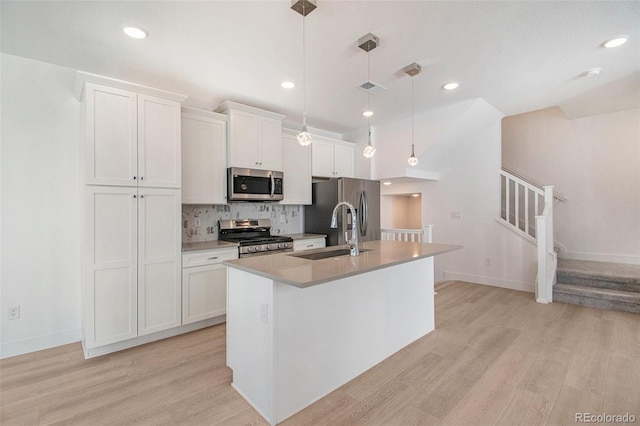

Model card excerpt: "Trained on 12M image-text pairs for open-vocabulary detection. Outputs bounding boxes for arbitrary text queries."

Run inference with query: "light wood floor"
[2,281,639,425]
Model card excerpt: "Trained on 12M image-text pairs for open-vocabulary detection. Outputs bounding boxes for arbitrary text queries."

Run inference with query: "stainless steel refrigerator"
[304,178,381,246]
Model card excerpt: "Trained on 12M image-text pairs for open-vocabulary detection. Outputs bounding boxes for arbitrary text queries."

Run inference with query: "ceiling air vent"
[357,80,387,94]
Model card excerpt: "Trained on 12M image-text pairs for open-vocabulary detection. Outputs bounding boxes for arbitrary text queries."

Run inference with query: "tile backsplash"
[182,204,303,242]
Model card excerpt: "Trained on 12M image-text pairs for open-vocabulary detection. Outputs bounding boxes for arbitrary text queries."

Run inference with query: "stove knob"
[247,247,255,253]
[278,243,286,249]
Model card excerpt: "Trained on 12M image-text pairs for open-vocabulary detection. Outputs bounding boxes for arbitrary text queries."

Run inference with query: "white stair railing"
[535,186,557,304]
[381,225,433,243]
[499,170,546,239]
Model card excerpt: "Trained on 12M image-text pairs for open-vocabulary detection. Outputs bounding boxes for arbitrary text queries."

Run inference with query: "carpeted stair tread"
[554,283,640,314]
[557,259,640,284]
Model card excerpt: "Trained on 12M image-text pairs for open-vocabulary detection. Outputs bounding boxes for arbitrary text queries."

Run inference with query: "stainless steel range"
[219,219,294,258]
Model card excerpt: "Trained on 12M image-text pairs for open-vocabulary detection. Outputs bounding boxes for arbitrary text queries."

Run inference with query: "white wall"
[1,54,82,357]
[378,99,538,291]
[503,106,640,264]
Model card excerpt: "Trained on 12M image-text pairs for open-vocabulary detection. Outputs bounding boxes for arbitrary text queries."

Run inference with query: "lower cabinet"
[182,248,238,324]
[293,237,326,252]
[84,186,181,350]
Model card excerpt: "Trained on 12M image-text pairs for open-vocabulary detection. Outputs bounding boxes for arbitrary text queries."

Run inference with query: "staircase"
[553,259,640,314]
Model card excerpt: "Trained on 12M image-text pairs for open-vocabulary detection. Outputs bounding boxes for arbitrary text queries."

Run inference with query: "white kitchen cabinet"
[182,248,238,324]
[293,237,326,252]
[84,186,181,347]
[311,136,355,178]
[181,108,227,204]
[281,130,312,205]
[137,188,182,336]
[84,186,138,348]
[83,82,181,188]
[216,101,285,171]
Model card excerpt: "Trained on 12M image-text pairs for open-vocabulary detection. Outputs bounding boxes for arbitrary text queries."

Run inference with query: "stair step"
[553,283,640,314]
[556,259,640,292]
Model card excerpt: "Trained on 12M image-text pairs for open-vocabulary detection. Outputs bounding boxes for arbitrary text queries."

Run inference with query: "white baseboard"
[443,270,535,293]
[560,250,640,265]
[1,328,82,359]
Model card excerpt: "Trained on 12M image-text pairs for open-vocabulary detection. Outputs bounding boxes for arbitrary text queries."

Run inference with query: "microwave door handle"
[270,173,275,198]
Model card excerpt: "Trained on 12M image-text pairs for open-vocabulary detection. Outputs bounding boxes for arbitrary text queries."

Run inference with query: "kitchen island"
[224,240,461,425]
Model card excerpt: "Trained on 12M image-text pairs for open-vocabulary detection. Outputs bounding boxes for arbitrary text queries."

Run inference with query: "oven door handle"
[270,173,275,198]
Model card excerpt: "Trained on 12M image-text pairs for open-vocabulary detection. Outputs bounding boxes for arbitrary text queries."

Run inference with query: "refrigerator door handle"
[360,191,368,236]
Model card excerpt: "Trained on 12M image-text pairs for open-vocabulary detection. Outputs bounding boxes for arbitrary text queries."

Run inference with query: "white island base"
[226,256,435,425]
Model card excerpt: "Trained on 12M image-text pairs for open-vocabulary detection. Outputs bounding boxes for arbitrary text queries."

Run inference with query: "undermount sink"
[290,248,370,261]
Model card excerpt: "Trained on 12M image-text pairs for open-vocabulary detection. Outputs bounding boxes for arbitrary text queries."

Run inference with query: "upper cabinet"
[216,101,285,171]
[181,108,228,204]
[79,77,183,188]
[312,136,355,178]
[281,129,312,205]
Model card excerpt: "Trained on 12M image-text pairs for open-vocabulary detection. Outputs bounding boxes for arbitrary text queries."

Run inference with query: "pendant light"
[292,0,316,146]
[405,63,421,166]
[359,33,379,158]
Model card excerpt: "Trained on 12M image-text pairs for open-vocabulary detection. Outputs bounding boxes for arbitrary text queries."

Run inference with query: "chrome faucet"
[330,201,359,256]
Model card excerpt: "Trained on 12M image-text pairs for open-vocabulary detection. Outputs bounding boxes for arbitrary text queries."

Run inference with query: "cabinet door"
[228,110,259,168]
[181,113,227,204]
[138,188,182,335]
[311,139,336,178]
[258,116,283,171]
[334,143,355,178]
[182,264,227,324]
[85,186,138,348]
[281,133,311,204]
[85,84,137,186]
[138,95,181,188]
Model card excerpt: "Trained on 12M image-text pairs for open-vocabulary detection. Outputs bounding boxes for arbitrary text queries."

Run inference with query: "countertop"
[224,240,462,288]
[284,233,327,241]
[182,240,238,252]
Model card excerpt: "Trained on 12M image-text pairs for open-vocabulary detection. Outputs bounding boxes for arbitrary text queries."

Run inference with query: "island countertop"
[224,240,461,288]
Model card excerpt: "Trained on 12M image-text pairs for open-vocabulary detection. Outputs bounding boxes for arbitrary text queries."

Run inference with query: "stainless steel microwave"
[227,167,284,201]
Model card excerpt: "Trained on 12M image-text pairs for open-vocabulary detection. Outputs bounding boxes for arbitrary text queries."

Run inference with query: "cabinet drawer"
[182,248,238,267]
[293,238,326,252]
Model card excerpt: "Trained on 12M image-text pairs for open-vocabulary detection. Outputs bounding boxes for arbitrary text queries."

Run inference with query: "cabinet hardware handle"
[207,257,219,260]
[133,195,137,198]
[307,244,313,247]
[140,195,145,198]
[133,176,137,180]
[140,176,144,180]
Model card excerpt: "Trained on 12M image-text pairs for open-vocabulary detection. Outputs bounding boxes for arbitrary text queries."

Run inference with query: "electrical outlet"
[485,257,491,266]
[451,211,462,219]
[8,305,20,320]
[194,218,201,227]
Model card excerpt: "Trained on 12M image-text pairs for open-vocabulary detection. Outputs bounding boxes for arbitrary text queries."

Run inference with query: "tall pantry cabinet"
[76,73,186,357]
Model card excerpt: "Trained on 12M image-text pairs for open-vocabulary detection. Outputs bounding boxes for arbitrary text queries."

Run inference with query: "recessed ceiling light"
[362,110,374,117]
[382,181,392,186]
[603,37,628,48]
[281,81,295,89]
[123,26,148,39]
[443,82,459,91]
[411,193,420,197]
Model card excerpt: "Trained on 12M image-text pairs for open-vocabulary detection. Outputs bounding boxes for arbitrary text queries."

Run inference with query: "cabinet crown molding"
[215,100,286,121]
[74,71,187,103]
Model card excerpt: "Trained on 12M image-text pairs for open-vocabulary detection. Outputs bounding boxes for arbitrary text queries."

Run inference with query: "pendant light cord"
[411,75,415,155]
[302,3,307,127]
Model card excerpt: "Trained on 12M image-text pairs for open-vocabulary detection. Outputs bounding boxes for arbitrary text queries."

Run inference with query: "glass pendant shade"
[408,153,419,166]
[297,124,312,146]
[363,143,376,158]
[363,127,375,158]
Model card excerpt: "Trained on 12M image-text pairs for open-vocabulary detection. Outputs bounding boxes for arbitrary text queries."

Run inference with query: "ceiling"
[2,1,639,136]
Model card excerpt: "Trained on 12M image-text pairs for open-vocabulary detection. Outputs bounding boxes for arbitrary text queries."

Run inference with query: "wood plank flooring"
[1,281,639,425]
